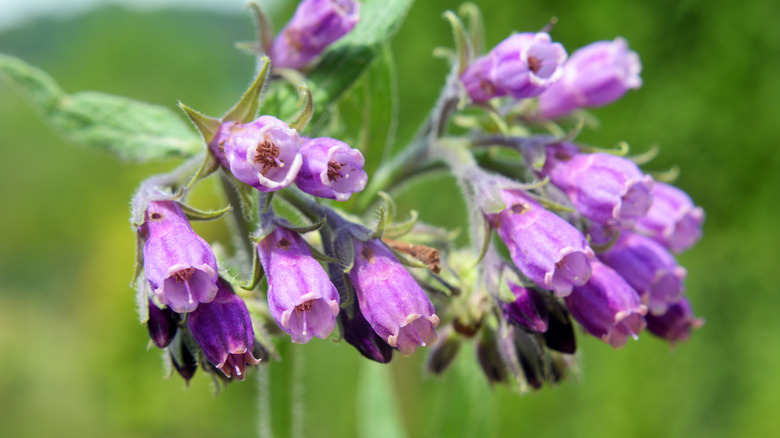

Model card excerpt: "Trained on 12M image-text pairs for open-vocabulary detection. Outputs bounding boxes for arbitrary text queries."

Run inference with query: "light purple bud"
[349,239,440,356]
[257,227,340,343]
[490,32,567,99]
[501,282,548,333]
[223,116,303,192]
[486,189,594,297]
[142,201,218,313]
[539,38,642,118]
[635,182,705,253]
[565,260,647,348]
[271,0,360,70]
[147,299,179,349]
[460,54,499,103]
[295,137,368,201]
[598,231,687,315]
[188,278,261,380]
[543,143,654,228]
[645,298,703,344]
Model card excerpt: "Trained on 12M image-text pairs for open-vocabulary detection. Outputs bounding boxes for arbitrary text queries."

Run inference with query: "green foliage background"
[1,0,779,437]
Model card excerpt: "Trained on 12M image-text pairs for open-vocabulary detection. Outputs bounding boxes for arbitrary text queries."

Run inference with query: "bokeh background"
[1,0,779,437]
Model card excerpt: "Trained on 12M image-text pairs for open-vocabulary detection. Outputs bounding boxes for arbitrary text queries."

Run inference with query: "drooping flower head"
[187,278,261,380]
[635,182,705,253]
[141,200,218,313]
[295,137,368,201]
[348,239,440,355]
[539,37,642,118]
[257,226,340,343]
[223,116,303,192]
[645,298,704,344]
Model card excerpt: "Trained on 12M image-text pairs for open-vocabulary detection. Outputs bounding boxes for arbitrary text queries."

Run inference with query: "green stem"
[220,175,255,264]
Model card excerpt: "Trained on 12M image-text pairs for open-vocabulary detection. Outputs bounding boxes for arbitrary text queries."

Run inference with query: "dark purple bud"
[425,325,461,376]
[349,239,440,356]
[223,116,303,192]
[542,299,577,354]
[188,278,261,380]
[539,38,642,118]
[142,201,218,313]
[635,182,705,253]
[511,327,547,390]
[489,32,567,99]
[598,231,687,315]
[485,189,594,296]
[340,303,394,363]
[543,144,654,228]
[147,299,179,349]
[565,260,647,348]
[168,331,198,383]
[476,329,508,385]
[257,227,340,343]
[271,0,360,70]
[501,282,548,333]
[295,137,368,201]
[646,298,703,344]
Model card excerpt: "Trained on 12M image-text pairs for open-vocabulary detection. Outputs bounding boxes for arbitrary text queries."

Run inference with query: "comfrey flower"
[565,260,647,348]
[349,239,440,355]
[486,189,594,296]
[597,230,687,315]
[141,200,218,313]
[543,143,654,228]
[295,137,368,201]
[460,54,499,103]
[257,227,340,343]
[501,282,548,333]
[645,298,703,344]
[223,116,303,192]
[339,304,394,363]
[187,278,261,380]
[271,0,360,70]
[635,182,705,253]
[539,38,642,118]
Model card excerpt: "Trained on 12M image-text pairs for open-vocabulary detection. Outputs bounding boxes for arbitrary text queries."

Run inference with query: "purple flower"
[295,137,368,201]
[645,298,703,344]
[635,182,705,253]
[565,260,647,348]
[460,54,500,103]
[501,282,548,333]
[490,32,567,99]
[539,38,642,118]
[486,189,594,297]
[257,227,340,343]
[543,143,654,228]
[271,0,360,70]
[187,278,261,380]
[141,200,218,313]
[597,230,687,315]
[340,304,394,363]
[349,239,440,356]
[223,116,303,192]
[147,299,179,348]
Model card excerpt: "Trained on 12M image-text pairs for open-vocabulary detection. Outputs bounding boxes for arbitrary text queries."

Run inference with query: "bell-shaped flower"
[539,38,642,118]
[257,227,340,343]
[565,260,647,348]
[295,137,368,201]
[141,200,218,313]
[635,182,705,253]
[501,282,549,333]
[349,239,440,356]
[460,54,500,103]
[490,32,567,99]
[187,278,261,380]
[645,298,704,344]
[223,116,303,192]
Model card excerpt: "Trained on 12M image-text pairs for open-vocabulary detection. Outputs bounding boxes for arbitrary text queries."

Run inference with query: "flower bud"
[539,38,642,118]
[349,239,440,356]
[645,298,703,344]
[542,299,577,354]
[635,182,705,253]
[340,303,394,363]
[147,299,179,349]
[490,32,567,99]
[223,116,303,192]
[141,200,218,313]
[295,137,368,201]
[257,227,340,343]
[271,0,360,70]
[167,330,198,383]
[501,282,548,333]
[187,278,261,380]
[460,54,499,103]
[476,329,508,385]
[425,325,461,376]
[565,260,647,348]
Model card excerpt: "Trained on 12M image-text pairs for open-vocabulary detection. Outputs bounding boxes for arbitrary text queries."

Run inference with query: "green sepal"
[307,242,341,265]
[131,231,145,288]
[223,56,271,124]
[651,165,681,183]
[376,191,396,223]
[239,250,265,290]
[261,191,274,214]
[372,206,387,239]
[442,10,473,74]
[278,215,328,234]
[474,218,493,267]
[335,230,356,273]
[388,247,433,270]
[173,152,220,199]
[559,117,586,144]
[236,179,260,223]
[588,228,621,253]
[384,210,419,239]
[288,84,314,133]
[458,2,485,55]
[579,140,630,157]
[178,203,232,222]
[525,192,574,213]
[178,102,222,144]
[249,1,275,55]
[629,144,660,166]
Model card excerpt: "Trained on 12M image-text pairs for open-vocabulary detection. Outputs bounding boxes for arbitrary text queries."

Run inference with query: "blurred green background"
[1,0,779,437]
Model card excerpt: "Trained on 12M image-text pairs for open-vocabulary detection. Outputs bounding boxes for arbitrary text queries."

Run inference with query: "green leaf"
[0,54,202,162]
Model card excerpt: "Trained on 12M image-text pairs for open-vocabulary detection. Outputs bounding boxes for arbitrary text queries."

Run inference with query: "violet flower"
[257,227,340,343]
[223,116,303,192]
[489,32,567,99]
[635,182,705,253]
[501,282,548,333]
[271,0,360,70]
[645,298,703,344]
[295,137,368,201]
[539,38,642,118]
[565,260,647,348]
[460,54,499,103]
[187,278,261,380]
[141,200,218,313]
[349,239,440,356]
